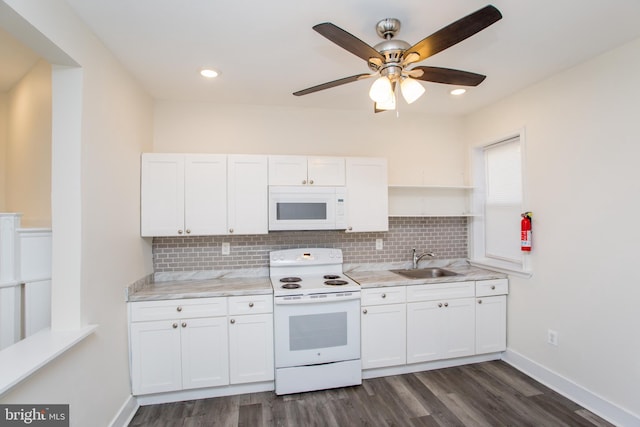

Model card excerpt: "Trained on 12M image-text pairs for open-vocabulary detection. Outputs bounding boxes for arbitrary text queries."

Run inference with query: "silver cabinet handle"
[478,299,483,304]
[309,179,314,184]
[381,293,386,299]
[178,229,183,234]
[176,306,182,312]
[444,302,449,307]
[348,226,353,231]
[438,303,443,308]
[302,179,307,184]
[491,285,496,290]
[229,228,234,233]
[181,322,187,328]
[230,319,235,324]
[186,229,191,234]
[172,323,178,329]
[362,309,368,314]
[249,302,254,308]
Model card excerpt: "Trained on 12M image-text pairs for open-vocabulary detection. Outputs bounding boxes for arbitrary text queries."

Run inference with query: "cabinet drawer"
[406,281,475,302]
[476,279,509,297]
[130,297,227,322]
[361,286,406,306]
[228,294,273,315]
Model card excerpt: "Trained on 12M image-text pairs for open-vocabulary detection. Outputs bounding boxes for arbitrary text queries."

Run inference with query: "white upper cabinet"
[345,157,389,232]
[227,155,268,235]
[141,153,268,237]
[268,155,345,186]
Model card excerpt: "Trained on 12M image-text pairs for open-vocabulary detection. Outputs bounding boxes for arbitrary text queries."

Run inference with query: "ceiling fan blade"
[293,73,373,96]
[313,23,385,63]
[410,66,486,86]
[403,5,502,64]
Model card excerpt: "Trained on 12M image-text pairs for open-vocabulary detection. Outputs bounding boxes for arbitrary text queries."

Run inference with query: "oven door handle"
[274,293,360,305]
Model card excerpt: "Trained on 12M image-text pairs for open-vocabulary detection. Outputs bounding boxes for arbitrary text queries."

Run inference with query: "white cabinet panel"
[361,286,406,306]
[181,316,229,389]
[227,155,268,235]
[307,156,345,186]
[346,157,388,232]
[229,313,274,384]
[268,155,345,186]
[361,303,406,369]
[141,154,185,236]
[184,154,227,236]
[476,295,507,354]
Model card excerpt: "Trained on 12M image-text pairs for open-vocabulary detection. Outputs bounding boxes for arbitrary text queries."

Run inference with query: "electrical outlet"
[547,329,559,346]
[221,242,230,255]
[375,238,383,250]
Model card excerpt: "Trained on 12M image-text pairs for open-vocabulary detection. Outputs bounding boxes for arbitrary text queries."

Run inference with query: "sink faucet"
[412,248,435,269]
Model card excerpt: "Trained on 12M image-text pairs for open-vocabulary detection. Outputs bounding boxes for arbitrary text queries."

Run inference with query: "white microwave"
[268,186,347,231]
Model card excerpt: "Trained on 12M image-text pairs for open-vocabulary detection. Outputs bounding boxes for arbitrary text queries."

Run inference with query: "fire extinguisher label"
[521,231,532,250]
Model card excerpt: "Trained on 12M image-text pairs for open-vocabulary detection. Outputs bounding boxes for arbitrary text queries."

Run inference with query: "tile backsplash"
[153,217,467,272]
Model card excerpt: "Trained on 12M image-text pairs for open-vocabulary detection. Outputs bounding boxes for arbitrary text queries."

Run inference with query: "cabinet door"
[307,156,345,186]
[407,301,441,363]
[475,295,506,354]
[345,157,388,232]
[268,155,308,185]
[130,320,182,395]
[141,154,185,236]
[228,313,274,384]
[442,298,475,359]
[228,155,268,235]
[184,154,227,236]
[361,303,406,369]
[181,316,229,389]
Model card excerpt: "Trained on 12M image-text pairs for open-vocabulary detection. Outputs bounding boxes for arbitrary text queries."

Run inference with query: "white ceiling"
[15,1,640,114]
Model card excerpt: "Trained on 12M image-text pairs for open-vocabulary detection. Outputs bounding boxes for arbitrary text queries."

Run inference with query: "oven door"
[274,293,360,368]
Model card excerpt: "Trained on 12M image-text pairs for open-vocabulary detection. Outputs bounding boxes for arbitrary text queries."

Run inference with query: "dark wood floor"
[129,361,614,427]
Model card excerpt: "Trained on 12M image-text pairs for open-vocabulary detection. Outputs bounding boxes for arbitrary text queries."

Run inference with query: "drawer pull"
[491,285,496,290]
[176,306,183,312]
[172,323,178,329]
[444,302,449,307]
[478,299,483,304]
[381,293,386,299]
[230,319,235,324]
[182,322,187,328]
[249,302,254,308]
[363,309,368,314]
[438,303,443,308]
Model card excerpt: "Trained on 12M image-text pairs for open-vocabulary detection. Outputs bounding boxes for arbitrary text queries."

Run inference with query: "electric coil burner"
[269,248,362,395]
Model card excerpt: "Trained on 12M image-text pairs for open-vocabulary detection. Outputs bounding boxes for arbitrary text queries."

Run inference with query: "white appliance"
[270,248,361,395]
[268,186,347,231]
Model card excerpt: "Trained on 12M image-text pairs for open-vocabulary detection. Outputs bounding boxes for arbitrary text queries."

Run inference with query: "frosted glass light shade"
[369,76,393,103]
[376,93,396,110]
[400,78,425,104]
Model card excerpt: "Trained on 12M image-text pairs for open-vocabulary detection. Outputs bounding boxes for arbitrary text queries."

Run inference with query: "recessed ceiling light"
[450,88,466,96]
[200,68,219,78]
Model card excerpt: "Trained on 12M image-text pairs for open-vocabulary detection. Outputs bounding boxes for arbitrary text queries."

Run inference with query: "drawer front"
[406,281,475,302]
[361,286,406,306]
[228,294,273,315]
[476,279,509,297]
[130,297,227,322]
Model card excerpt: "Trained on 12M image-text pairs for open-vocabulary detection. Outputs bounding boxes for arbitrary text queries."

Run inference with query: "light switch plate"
[222,242,230,255]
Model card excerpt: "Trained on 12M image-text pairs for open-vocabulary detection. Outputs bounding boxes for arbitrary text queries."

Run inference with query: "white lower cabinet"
[129,294,273,396]
[361,304,407,369]
[475,279,508,354]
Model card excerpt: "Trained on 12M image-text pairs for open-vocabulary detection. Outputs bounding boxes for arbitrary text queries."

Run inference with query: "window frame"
[469,129,532,277]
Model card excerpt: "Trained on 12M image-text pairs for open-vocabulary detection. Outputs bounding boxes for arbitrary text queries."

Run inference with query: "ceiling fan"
[293,5,502,112]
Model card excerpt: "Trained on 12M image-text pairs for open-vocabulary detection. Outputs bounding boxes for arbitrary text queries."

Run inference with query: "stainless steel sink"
[391,267,460,279]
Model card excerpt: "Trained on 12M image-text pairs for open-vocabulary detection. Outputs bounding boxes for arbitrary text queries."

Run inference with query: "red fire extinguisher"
[521,212,532,252]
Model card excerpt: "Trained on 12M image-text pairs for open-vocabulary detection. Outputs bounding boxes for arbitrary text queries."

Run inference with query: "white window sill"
[469,258,533,278]
[0,325,98,395]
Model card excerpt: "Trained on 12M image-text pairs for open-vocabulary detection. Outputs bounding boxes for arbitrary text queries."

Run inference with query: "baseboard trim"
[363,353,502,379]
[502,349,639,427]
[108,394,139,427]
[136,381,274,406]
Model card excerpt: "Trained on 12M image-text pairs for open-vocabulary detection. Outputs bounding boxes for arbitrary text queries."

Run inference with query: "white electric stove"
[269,248,362,395]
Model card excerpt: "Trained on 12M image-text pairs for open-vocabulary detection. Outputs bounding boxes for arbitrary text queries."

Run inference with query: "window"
[470,132,530,275]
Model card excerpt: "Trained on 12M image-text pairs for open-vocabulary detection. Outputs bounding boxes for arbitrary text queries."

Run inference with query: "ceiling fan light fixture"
[369,76,393,103]
[200,68,219,78]
[400,78,425,104]
[376,93,396,110]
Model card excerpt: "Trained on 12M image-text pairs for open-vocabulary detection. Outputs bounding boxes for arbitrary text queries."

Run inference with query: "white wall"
[464,37,640,419]
[0,92,6,210]
[154,102,467,186]
[0,1,154,426]
[5,59,51,227]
